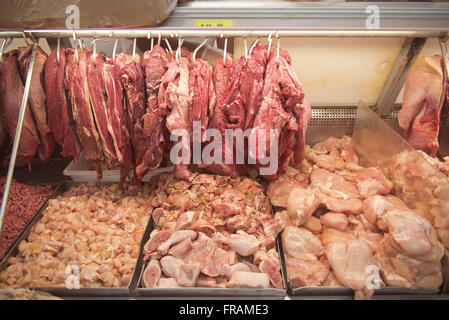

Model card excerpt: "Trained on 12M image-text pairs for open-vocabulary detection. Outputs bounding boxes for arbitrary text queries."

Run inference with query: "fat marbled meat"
[44,49,81,161]
[17,45,55,162]
[114,53,148,181]
[0,50,40,162]
[103,57,134,179]
[160,56,192,179]
[65,49,104,178]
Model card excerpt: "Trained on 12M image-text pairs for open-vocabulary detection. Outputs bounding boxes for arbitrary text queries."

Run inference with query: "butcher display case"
[0,1,449,300]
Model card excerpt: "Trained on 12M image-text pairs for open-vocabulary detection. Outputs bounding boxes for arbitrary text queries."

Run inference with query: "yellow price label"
[194,20,234,28]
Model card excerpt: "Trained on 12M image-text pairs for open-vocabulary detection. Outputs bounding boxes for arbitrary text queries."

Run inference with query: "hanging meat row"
[0,40,311,182]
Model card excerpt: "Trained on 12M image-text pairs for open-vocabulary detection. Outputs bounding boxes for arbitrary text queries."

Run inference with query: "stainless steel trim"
[0,43,38,232]
[376,38,427,116]
[0,30,448,39]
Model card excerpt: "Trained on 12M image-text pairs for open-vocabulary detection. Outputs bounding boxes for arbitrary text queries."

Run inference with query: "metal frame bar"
[0,43,38,232]
[0,29,448,39]
[376,38,427,116]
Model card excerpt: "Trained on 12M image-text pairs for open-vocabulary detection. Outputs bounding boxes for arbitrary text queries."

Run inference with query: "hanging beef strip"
[241,42,269,131]
[189,57,216,144]
[114,53,147,182]
[103,57,134,181]
[160,56,192,180]
[0,50,40,162]
[44,49,81,161]
[17,45,55,162]
[65,49,104,179]
[138,45,171,180]
[86,52,117,168]
[199,55,242,177]
[250,47,311,180]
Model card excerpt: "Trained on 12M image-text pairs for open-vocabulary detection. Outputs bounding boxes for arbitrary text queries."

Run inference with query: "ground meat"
[0,177,53,259]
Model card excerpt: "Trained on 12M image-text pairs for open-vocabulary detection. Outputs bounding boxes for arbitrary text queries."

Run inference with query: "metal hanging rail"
[0,42,38,232]
[0,29,448,39]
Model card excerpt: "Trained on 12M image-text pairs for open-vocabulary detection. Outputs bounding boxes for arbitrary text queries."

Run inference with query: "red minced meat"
[0,177,53,259]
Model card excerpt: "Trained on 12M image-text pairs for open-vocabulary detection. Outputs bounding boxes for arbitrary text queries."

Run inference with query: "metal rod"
[0,29,447,39]
[376,38,427,116]
[440,39,449,84]
[0,43,38,232]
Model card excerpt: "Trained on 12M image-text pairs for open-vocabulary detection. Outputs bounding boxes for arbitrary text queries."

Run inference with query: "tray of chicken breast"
[0,181,155,297]
[133,173,287,297]
[266,101,448,299]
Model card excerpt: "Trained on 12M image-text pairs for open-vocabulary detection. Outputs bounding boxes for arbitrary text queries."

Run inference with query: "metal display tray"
[132,213,287,298]
[0,181,152,297]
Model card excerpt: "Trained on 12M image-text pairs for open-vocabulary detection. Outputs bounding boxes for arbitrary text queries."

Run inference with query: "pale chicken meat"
[142,173,285,289]
[320,213,349,232]
[326,240,377,300]
[287,187,319,226]
[227,271,271,289]
[142,260,161,288]
[355,167,393,199]
[286,256,329,287]
[282,226,324,260]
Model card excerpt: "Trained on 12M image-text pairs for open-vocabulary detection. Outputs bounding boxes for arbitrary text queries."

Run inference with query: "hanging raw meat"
[250,47,311,180]
[114,53,147,182]
[17,45,55,162]
[200,55,245,177]
[0,50,40,162]
[65,49,104,179]
[86,52,117,168]
[44,49,81,161]
[138,45,171,179]
[103,57,134,181]
[399,55,448,156]
[160,56,192,179]
[241,42,268,131]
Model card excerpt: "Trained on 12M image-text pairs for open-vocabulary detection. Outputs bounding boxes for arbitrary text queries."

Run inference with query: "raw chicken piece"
[187,233,214,272]
[267,173,308,207]
[317,193,363,215]
[168,238,192,258]
[158,230,197,255]
[196,275,220,288]
[305,145,345,172]
[176,263,200,287]
[259,249,284,289]
[227,271,271,289]
[287,188,319,226]
[202,248,228,277]
[322,271,343,287]
[312,137,341,154]
[144,230,173,255]
[274,210,294,228]
[223,263,252,279]
[263,219,286,240]
[286,256,329,287]
[282,226,324,260]
[143,260,161,288]
[320,213,349,231]
[326,240,378,300]
[381,210,444,262]
[175,211,197,230]
[157,278,180,288]
[160,255,184,278]
[303,216,323,234]
[362,195,408,230]
[216,231,259,257]
[355,167,393,199]
[320,228,351,247]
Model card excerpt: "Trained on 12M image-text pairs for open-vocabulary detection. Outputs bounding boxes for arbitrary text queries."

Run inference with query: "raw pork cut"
[44,49,81,161]
[18,45,55,161]
[399,55,448,156]
[0,50,40,162]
